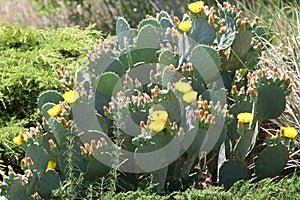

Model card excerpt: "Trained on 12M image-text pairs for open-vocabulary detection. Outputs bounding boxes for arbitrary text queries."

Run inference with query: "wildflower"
[175,81,192,93]
[281,127,298,139]
[178,20,192,32]
[183,91,198,103]
[47,160,57,170]
[47,105,61,117]
[188,1,204,14]
[13,133,28,146]
[237,112,253,123]
[149,110,168,132]
[63,90,79,104]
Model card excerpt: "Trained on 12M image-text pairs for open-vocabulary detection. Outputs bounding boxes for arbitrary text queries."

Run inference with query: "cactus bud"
[80,146,88,155]
[173,16,180,26]
[219,19,226,27]
[149,69,155,80]
[8,165,15,175]
[49,139,57,149]
[178,127,185,136]
[99,138,107,146]
[231,85,238,94]
[219,26,227,34]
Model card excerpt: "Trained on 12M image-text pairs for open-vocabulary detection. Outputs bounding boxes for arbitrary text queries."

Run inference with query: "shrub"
[0,21,102,127]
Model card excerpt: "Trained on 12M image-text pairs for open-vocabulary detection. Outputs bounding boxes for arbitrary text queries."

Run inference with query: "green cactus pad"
[255,144,289,179]
[8,178,28,200]
[41,102,56,120]
[228,101,253,140]
[28,170,39,195]
[191,45,221,83]
[38,169,60,199]
[119,47,158,69]
[87,158,111,177]
[138,19,161,30]
[188,19,215,45]
[186,128,206,155]
[159,17,174,29]
[159,49,177,67]
[90,55,125,77]
[231,30,252,59]
[37,90,64,111]
[116,17,133,49]
[256,84,286,120]
[218,17,237,50]
[235,129,256,163]
[26,144,49,172]
[135,133,180,172]
[155,96,182,124]
[97,113,109,135]
[58,144,89,175]
[161,65,182,86]
[96,72,122,97]
[158,11,172,22]
[137,25,161,49]
[49,117,68,147]
[219,160,251,190]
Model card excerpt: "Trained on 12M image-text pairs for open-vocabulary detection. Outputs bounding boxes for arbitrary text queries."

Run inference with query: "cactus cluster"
[1,1,297,198]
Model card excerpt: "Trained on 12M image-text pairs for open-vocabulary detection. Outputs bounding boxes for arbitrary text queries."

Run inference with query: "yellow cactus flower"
[150,110,168,121]
[188,1,204,14]
[175,81,192,94]
[237,112,253,123]
[47,160,57,170]
[47,105,61,117]
[149,118,167,132]
[149,110,168,132]
[281,127,298,139]
[63,90,79,104]
[178,20,192,32]
[240,69,248,76]
[13,133,28,146]
[183,90,198,103]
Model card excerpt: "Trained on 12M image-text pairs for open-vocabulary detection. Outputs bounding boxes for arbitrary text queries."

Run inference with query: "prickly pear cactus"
[1,1,295,198]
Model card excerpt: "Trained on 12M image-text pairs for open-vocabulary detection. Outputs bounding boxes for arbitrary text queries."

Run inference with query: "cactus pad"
[49,117,68,147]
[255,144,289,179]
[8,178,28,200]
[37,90,64,111]
[116,17,133,49]
[188,19,215,45]
[256,84,286,120]
[137,25,161,49]
[218,17,237,50]
[38,169,60,199]
[219,159,251,190]
[26,144,49,172]
[191,45,221,83]
[96,72,122,96]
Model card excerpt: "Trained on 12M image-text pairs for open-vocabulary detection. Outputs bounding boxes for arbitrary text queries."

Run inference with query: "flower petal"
[150,110,168,121]
[282,127,298,139]
[175,81,192,93]
[237,112,253,123]
[178,20,192,32]
[183,91,198,103]
[188,1,204,14]
[47,105,61,117]
[63,90,79,104]
[149,118,166,132]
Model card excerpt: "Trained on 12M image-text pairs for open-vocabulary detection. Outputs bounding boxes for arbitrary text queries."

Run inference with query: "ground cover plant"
[0,0,299,199]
